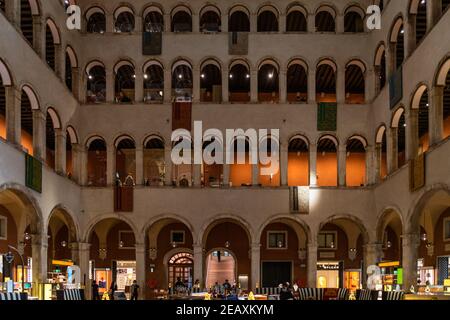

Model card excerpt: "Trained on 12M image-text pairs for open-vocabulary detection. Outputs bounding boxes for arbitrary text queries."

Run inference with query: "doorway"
[262,261,292,287]
[205,250,236,289]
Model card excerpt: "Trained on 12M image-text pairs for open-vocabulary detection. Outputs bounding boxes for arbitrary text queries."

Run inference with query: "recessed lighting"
[246,74,250,79]
[178,74,183,79]
[144,74,148,79]
[201,74,205,79]
[229,74,233,79]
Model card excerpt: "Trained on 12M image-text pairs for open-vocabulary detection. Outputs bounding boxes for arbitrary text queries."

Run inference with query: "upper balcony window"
[143,8,164,32]
[172,61,193,101]
[257,6,279,32]
[114,62,135,103]
[344,7,365,33]
[200,5,221,32]
[228,6,250,32]
[315,6,336,32]
[114,8,135,33]
[286,6,307,32]
[171,6,192,32]
[86,62,106,103]
[86,7,106,34]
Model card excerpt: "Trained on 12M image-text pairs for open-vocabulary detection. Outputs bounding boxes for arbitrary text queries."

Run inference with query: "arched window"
[286,7,307,32]
[414,0,427,44]
[344,8,364,33]
[200,62,222,102]
[316,7,336,32]
[66,126,78,179]
[20,87,38,155]
[0,1,5,12]
[259,136,280,186]
[143,137,165,186]
[143,61,164,103]
[114,62,135,103]
[143,7,164,32]
[374,44,387,94]
[392,108,406,168]
[229,8,250,32]
[86,7,106,33]
[172,7,192,32]
[0,65,7,139]
[20,0,35,45]
[114,8,135,33]
[257,8,279,32]
[346,137,367,186]
[288,137,309,186]
[229,62,250,103]
[87,138,107,186]
[45,20,60,71]
[258,62,279,102]
[202,138,223,187]
[376,126,388,180]
[115,137,136,183]
[411,86,430,153]
[172,61,193,100]
[316,60,336,102]
[345,62,365,104]
[317,136,338,186]
[230,138,252,187]
[443,0,450,14]
[287,61,308,103]
[390,18,405,70]
[45,108,60,169]
[65,46,77,92]
[86,62,106,103]
[200,7,221,32]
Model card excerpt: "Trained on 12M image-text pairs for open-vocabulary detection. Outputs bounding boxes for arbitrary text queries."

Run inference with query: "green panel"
[397,268,403,285]
[317,103,337,131]
[25,154,42,193]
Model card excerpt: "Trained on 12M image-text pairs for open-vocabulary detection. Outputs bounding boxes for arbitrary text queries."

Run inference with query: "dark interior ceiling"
[316,65,336,94]
[257,11,278,32]
[172,12,192,32]
[315,12,335,32]
[46,114,55,152]
[443,0,450,13]
[115,65,135,90]
[286,11,307,32]
[345,65,364,94]
[288,138,308,152]
[145,138,164,149]
[398,113,406,152]
[65,53,72,90]
[21,0,33,44]
[172,65,192,89]
[21,91,33,137]
[46,25,55,71]
[317,138,337,153]
[418,90,429,139]
[200,64,221,91]
[87,12,106,33]
[144,65,164,89]
[88,139,106,151]
[229,64,250,92]
[0,0,5,11]
[229,11,250,32]
[344,12,364,33]
[117,138,135,150]
[200,11,221,32]
[347,139,366,152]
[88,66,106,93]
[415,2,427,44]
[115,12,135,33]
[258,65,279,92]
[287,65,307,93]
[144,12,163,32]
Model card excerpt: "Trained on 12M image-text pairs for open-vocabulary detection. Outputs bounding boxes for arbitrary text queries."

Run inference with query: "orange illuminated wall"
[0,115,5,139]
[20,129,33,155]
[230,163,251,186]
[444,116,450,139]
[288,152,309,186]
[317,153,337,186]
[259,161,280,186]
[381,152,387,179]
[346,153,366,187]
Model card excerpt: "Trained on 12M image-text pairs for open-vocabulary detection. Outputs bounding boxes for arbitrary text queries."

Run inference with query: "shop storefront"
[378,261,403,291]
[0,253,33,295]
[91,260,136,299]
[317,262,342,288]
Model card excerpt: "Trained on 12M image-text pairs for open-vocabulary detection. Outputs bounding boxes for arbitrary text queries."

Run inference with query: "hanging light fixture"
[171,241,177,248]
[421,213,427,242]
[24,233,31,241]
[119,241,124,248]
[225,241,230,248]
[277,240,283,248]
[386,240,392,248]
[61,241,67,248]
[330,241,335,249]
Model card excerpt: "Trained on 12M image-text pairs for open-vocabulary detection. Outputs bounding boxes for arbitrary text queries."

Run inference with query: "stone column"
[308,70,316,104]
[335,14,344,33]
[279,14,286,33]
[71,67,81,100]
[32,109,46,161]
[307,243,317,288]
[192,67,201,103]
[374,65,382,96]
[429,86,444,145]
[427,0,442,31]
[338,144,347,187]
[164,14,171,32]
[309,143,317,186]
[402,233,420,291]
[362,243,383,288]
[336,66,346,104]
[280,144,288,186]
[31,233,48,297]
[250,243,260,291]
[192,14,199,33]
[374,144,382,184]
[106,14,114,33]
[387,43,396,79]
[79,145,88,185]
[164,68,172,103]
[135,16,142,33]
[279,69,287,103]
[54,44,63,80]
[222,164,230,187]
[193,164,202,187]
[307,12,315,32]
[5,86,21,145]
[134,72,144,103]
[106,70,115,103]
[221,14,228,32]
[252,163,259,186]
[387,127,398,174]
[71,242,91,299]
[405,15,416,58]
[55,129,67,175]
[250,69,258,103]
[164,146,173,185]
[250,13,257,33]
[365,67,375,102]
[70,144,81,184]
[221,68,229,103]
[5,0,21,28]
[106,144,115,186]
[193,244,204,288]
[135,146,144,185]
[406,109,419,160]
[32,15,45,59]
[135,243,146,300]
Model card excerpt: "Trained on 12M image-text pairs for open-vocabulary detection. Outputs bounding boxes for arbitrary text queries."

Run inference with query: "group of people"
[278,282,300,300]
[209,280,239,298]
[92,280,140,300]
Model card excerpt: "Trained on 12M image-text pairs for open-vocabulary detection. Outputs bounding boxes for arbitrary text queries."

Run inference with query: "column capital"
[402,233,421,247]
[251,242,261,250]
[70,242,91,251]
[135,243,146,252]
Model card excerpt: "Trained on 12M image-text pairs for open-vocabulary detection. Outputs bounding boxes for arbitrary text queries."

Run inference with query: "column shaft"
[250,243,261,290]
[307,244,317,288]
[55,129,67,175]
[309,143,317,186]
[5,86,21,145]
[32,110,46,161]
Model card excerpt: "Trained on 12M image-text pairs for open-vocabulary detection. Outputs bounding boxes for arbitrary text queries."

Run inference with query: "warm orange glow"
[20,129,33,156]
[317,153,337,186]
[259,161,280,186]
[0,115,5,140]
[444,116,450,139]
[230,163,252,186]
[346,153,366,187]
[381,152,388,179]
[316,94,336,103]
[288,152,309,186]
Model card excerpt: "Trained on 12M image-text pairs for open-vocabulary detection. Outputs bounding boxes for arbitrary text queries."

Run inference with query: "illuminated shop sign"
[317,263,340,270]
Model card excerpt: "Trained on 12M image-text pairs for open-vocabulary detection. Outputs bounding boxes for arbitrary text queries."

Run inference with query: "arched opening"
[45,22,57,71]
[114,9,135,33]
[229,62,250,103]
[86,64,106,103]
[143,62,164,103]
[317,136,337,187]
[20,88,35,155]
[202,138,223,187]
[345,62,365,104]
[258,62,279,103]
[20,0,34,45]
[230,138,252,187]
[200,8,221,32]
[143,8,163,32]
[443,0,450,14]
[344,9,364,33]
[200,63,222,103]
[114,63,135,104]
[396,111,407,168]
[171,137,193,187]
[257,9,279,32]
[86,8,106,33]
[0,75,5,140]
[65,52,72,90]
[287,62,307,103]
[259,136,280,186]
[172,62,193,100]
[45,109,58,169]
[390,19,405,70]
[204,221,250,291]
[87,137,107,187]
[115,137,136,184]
[316,61,336,102]
[65,127,77,179]
[417,88,430,153]
[88,218,136,299]
[145,218,193,297]
[376,126,388,180]
[0,1,4,11]
[260,219,308,287]
[316,7,336,32]
[172,8,192,32]
[288,137,309,186]
[376,210,403,271]
[228,9,250,32]
[47,209,78,281]
[346,137,366,187]
[411,0,427,45]
[375,44,387,94]
[286,8,307,32]
[143,137,165,186]
[442,63,450,138]
[317,217,367,289]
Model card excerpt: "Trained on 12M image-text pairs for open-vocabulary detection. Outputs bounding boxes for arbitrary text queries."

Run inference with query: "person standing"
[109,281,118,300]
[92,280,100,300]
[130,280,140,300]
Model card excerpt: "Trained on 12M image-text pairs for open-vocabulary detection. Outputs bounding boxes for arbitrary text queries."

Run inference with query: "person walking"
[92,280,100,300]
[130,280,140,300]
[109,281,118,300]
